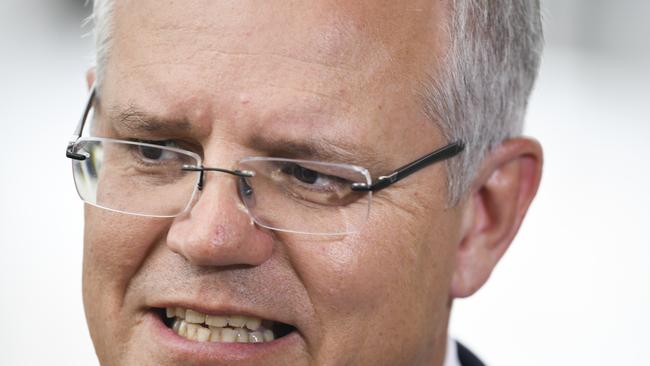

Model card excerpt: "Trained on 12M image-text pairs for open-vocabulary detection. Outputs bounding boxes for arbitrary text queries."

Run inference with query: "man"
[66,0,543,365]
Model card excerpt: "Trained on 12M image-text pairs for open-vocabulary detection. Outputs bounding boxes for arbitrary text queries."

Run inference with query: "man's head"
[80,1,543,365]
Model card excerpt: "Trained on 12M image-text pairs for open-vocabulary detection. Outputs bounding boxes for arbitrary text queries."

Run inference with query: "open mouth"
[156,307,296,344]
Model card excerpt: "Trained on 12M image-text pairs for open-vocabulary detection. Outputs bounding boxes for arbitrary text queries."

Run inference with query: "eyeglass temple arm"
[351,141,465,192]
[66,86,96,161]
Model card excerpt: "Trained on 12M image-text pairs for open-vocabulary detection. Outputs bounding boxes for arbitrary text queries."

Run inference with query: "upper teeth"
[166,307,275,343]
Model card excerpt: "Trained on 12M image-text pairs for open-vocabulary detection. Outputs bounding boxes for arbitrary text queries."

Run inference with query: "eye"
[277,162,352,193]
[135,140,179,162]
[281,163,320,185]
[139,145,163,160]
[282,164,320,184]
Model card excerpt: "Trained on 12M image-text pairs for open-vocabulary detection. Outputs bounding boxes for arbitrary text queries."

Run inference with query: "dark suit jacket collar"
[457,342,486,366]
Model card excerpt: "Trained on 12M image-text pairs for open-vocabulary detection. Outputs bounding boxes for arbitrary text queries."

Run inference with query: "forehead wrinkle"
[179,45,358,73]
[113,1,381,82]
[123,40,355,74]
[142,3,364,68]
[257,82,353,110]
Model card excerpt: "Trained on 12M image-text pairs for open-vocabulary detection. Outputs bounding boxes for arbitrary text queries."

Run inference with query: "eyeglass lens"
[72,139,200,217]
[70,140,371,234]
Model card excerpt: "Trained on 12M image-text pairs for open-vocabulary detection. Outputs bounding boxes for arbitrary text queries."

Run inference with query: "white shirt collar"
[443,337,461,366]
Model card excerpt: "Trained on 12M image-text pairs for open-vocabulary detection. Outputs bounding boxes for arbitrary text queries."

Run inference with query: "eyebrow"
[108,105,193,135]
[106,105,386,172]
[248,134,384,172]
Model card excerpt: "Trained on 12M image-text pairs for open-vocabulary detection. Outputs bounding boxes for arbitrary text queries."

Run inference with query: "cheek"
[84,207,168,288]
[289,203,457,360]
[82,206,170,346]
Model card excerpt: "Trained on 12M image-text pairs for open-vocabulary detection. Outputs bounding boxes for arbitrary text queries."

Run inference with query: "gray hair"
[89,0,543,204]
[88,0,114,89]
[422,1,544,203]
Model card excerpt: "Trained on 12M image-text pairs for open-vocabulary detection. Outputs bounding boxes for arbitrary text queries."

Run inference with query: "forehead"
[103,0,447,160]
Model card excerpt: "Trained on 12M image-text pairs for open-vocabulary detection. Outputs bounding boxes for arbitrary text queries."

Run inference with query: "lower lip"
[145,311,302,364]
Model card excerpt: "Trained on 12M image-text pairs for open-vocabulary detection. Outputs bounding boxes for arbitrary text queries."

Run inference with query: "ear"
[86,68,96,90]
[450,138,543,298]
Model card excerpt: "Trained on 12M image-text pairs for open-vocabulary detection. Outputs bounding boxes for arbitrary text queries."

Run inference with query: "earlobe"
[450,138,543,298]
[86,68,96,89]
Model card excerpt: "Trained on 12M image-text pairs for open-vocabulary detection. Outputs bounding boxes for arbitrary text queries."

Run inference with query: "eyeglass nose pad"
[237,176,256,209]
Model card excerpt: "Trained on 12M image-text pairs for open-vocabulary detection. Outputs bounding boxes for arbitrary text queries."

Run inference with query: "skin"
[82,1,543,365]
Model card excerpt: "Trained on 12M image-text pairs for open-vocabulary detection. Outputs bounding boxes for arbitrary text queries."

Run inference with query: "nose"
[166,174,274,267]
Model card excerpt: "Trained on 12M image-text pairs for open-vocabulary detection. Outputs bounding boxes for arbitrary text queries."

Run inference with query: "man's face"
[83,1,464,365]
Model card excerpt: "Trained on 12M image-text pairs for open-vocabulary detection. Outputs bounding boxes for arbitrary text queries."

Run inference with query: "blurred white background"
[0,0,648,365]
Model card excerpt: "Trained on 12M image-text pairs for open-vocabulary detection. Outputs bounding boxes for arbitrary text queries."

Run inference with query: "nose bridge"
[197,170,245,217]
[166,167,274,267]
[193,177,249,246]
